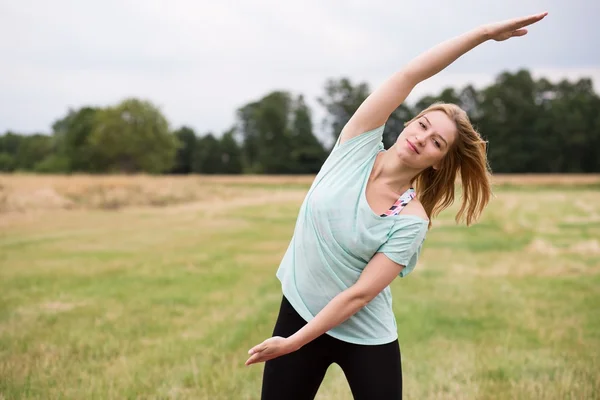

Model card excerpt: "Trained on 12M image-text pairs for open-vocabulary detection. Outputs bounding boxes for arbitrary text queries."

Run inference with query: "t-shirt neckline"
[360,151,429,223]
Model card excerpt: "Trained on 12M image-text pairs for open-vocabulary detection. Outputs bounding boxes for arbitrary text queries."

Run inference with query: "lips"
[407,140,419,154]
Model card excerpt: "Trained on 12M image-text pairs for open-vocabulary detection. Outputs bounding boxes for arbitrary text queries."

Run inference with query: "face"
[394,110,458,170]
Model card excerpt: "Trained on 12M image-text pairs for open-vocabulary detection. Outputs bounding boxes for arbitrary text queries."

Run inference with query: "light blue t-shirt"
[276,125,429,345]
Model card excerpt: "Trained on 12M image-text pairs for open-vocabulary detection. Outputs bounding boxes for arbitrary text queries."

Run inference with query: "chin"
[394,142,414,159]
[393,146,431,170]
[393,143,406,157]
[393,146,406,161]
[393,146,416,165]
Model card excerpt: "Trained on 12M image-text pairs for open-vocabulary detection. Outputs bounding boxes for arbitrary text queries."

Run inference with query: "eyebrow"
[423,116,448,147]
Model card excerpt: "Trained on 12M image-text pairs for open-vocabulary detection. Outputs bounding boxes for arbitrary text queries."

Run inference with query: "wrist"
[475,25,492,42]
[286,334,304,352]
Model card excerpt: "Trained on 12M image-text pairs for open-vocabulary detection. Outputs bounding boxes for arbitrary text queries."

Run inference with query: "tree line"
[1,69,599,175]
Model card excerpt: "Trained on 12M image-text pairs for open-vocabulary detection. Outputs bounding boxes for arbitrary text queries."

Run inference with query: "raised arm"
[339,11,548,145]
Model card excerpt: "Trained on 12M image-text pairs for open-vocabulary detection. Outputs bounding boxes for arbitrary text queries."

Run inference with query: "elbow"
[397,68,422,87]
[347,287,374,309]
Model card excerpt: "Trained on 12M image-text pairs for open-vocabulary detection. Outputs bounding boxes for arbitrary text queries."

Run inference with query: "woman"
[245,11,548,399]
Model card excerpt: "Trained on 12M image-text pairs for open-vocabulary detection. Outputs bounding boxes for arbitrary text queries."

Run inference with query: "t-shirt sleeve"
[377,219,428,277]
[331,124,385,153]
[307,124,386,195]
[321,125,385,170]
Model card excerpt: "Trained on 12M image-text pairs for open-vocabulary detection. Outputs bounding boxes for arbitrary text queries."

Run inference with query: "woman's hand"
[482,12,548,42]
[245,336,299,366]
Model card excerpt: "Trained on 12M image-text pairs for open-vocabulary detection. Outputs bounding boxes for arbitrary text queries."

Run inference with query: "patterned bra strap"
[380,188,417,217]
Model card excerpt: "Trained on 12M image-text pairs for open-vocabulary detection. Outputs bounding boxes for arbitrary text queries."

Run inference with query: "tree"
[237,91,328,174]
[318,78,370,146]
[171,126,197,174]
[2,69,599,175]
[289,95,327,173]
[237,91,293,173]
[548,78,600,172]
[0,132,22,172]
[192,134,222,174]
[0,152,16,172]
[15,134,55,171]
[317,78,415,149]
[382,104,415,149]
[52,107,100,172]
[477,70,539,172]
[219,128,243,174]
[476,70,600,173]
[89,98,178,173]
[414,87,461,112]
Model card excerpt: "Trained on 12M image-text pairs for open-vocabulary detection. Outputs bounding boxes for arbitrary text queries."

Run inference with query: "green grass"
[1,183,599,399]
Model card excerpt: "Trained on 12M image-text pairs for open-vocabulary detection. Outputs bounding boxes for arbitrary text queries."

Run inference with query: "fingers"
[248,341,267,355]
[245,349,274,366]
[246,340,269,365]
[516,11,548,28]
[245,352,262,366]
[511,28,528,37]
[244,336,290,366]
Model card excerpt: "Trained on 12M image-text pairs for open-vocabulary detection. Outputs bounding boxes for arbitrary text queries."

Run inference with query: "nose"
[414,135,425,146]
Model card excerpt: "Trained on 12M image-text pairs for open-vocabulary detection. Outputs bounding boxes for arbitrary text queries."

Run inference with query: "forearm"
[401,27,489,85]
[288,289,367,350]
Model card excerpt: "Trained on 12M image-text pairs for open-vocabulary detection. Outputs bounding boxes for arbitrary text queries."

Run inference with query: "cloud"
[0,0,598,140]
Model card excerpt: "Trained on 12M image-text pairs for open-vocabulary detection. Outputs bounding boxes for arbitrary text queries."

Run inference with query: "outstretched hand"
[483,12,548,42]
[245,336,298,366]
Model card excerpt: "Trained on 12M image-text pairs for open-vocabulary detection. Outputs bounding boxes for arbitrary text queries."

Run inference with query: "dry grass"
[489,174,600,185]
[1,174,599,399]
[0,173,311,214]
[1,173,599,215]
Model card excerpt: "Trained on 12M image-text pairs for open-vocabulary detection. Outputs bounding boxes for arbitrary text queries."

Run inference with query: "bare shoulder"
[400,198,429,221]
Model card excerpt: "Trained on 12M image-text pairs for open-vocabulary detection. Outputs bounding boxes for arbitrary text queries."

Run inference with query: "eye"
[433,139,441,148]
[419,122,426,129]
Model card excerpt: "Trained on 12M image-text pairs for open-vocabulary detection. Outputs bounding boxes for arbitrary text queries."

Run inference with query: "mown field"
[1,174,599,399]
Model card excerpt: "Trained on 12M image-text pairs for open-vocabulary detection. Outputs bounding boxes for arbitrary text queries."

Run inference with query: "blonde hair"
[406,103,492,226]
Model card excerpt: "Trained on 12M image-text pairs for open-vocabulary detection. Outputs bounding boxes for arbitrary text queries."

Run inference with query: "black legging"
[261,296,402,400]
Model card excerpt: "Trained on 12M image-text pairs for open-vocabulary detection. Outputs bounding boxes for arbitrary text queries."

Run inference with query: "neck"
[372,147,423,194]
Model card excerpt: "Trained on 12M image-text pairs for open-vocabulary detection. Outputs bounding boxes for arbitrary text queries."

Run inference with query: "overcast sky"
[1,0,598,142]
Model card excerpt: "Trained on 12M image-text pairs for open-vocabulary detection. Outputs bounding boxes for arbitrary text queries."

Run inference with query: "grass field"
[1,174,599,399]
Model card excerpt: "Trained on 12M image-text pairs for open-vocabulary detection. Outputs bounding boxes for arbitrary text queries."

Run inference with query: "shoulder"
[400,198,429,221]
[337,123,386,147]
